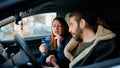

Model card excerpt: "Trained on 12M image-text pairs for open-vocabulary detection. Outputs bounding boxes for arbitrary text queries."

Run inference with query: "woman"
[38,17,71,68]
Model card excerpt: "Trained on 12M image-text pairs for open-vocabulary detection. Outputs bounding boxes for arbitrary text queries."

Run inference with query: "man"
[64,10,117,68]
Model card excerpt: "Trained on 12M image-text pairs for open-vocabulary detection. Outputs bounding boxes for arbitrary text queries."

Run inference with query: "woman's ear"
[79,19,86,28]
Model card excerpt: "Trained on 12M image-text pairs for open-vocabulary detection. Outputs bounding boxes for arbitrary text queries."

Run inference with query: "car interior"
[0,0,120,68]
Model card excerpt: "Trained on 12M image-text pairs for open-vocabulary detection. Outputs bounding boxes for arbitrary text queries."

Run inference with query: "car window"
[0,12,56,40]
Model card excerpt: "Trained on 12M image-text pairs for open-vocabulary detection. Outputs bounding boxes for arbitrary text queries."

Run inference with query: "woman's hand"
[55,35,62,46]
[42,55,59,68]
[46,55,57,65]
[50,59,59,68]
[39,44,48,55]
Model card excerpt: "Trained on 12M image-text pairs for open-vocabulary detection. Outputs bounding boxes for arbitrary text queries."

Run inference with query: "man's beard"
[73,27,83,41]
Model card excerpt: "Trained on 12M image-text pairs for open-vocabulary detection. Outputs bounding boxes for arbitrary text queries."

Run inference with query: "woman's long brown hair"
[50,17,71,50]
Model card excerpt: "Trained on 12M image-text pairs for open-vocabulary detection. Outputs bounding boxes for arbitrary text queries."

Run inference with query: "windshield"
[0,12,56,40]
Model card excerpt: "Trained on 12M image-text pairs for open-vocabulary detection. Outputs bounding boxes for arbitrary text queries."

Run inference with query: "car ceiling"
[0,0,119,21]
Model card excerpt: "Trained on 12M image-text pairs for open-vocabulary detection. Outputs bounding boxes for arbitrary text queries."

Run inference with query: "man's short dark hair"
[69,9,98,32]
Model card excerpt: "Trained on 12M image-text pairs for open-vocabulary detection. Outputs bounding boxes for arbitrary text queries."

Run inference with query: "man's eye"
[69,24,72,26]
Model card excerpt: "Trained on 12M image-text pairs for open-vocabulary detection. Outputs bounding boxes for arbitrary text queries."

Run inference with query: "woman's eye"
[52,25,56,27]
[58,25,61,27]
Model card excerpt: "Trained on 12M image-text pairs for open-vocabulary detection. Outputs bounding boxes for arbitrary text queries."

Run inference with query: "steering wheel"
[14,34,41,68]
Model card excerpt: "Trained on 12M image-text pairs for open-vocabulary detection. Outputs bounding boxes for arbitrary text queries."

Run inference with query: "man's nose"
[69,27,71,32]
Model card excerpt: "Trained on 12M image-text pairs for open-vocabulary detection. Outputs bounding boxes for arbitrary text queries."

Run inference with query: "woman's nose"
[55,26,59,30]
